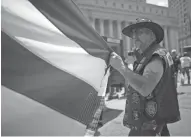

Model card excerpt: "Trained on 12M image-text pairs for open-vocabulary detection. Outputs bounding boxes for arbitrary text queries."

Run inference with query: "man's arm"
[110,53,164,97]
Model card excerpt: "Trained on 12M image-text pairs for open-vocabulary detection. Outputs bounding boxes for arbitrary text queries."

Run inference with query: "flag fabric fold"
[1,0,112,135]
[29,0,112,61]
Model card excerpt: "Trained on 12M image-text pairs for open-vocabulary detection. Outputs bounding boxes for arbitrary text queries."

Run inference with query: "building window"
[113,2,116,7]
[129,5,132,9]
[121,4,124,8]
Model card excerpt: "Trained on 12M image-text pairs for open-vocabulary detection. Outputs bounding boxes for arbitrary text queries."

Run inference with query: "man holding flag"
[109,18,180,136]
[1,0,181,136]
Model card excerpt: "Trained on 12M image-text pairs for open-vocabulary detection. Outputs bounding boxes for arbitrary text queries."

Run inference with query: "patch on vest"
[154,49,166,56]
[140,57,146,64]
[132,110,140,120]
[132,92,140,104]
[145,101,157,117]
[126,99,129,105]
[166,52,174,66]
[135,64,143,72]
[123,113,128,123]
[123,114,136,129]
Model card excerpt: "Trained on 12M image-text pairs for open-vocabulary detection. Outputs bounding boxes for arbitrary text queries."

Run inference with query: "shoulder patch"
[153,49,166,56]
[166,52,174,66]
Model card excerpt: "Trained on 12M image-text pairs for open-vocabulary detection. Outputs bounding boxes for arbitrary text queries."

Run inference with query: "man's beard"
[135,40,145,52]
[134,40,141,48]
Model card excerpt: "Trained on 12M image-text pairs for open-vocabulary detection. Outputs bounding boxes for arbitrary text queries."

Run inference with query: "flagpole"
[84,67,110,137]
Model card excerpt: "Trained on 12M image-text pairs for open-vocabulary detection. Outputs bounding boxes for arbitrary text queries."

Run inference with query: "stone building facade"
[169,0,191,50]
[75,0,180,57]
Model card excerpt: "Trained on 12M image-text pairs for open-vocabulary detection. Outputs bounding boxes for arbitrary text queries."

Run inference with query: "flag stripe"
[1,31,100,125]
[2,86,86,136]
[1,7,65,46]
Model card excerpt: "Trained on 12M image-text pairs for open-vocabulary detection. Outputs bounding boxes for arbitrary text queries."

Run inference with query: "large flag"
[1,0,112,136]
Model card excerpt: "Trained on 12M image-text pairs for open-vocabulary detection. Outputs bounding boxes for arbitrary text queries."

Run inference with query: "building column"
[109,20,113,37]
[159,27,164,47]
[174,29,179,52]
[164,26,169,50]
[117,21,122,39]
[90,17,95,29]
[122,21,131,58]
[168,27,179,52]
[99,19,104,36]
[125,22,131,53]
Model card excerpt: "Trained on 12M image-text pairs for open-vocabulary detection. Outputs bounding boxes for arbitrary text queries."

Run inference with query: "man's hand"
[109,52,125,74]
[126,55,136,64]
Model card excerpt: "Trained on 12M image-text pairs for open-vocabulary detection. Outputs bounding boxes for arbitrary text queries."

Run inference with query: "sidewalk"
[99,86,191,136]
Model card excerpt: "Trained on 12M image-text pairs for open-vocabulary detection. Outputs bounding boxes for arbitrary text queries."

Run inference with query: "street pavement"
[98,85,191,136]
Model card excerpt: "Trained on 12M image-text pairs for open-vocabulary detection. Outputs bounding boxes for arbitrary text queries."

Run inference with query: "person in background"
[109,18,180,136]
[180,52,191,85]
[171,49,181,87]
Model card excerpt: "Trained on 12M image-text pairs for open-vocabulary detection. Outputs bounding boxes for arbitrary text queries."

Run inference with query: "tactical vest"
[123,47,180,130]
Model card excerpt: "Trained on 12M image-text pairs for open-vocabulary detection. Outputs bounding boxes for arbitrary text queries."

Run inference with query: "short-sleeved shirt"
[180,56,191,68]
[142,57,164,92]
